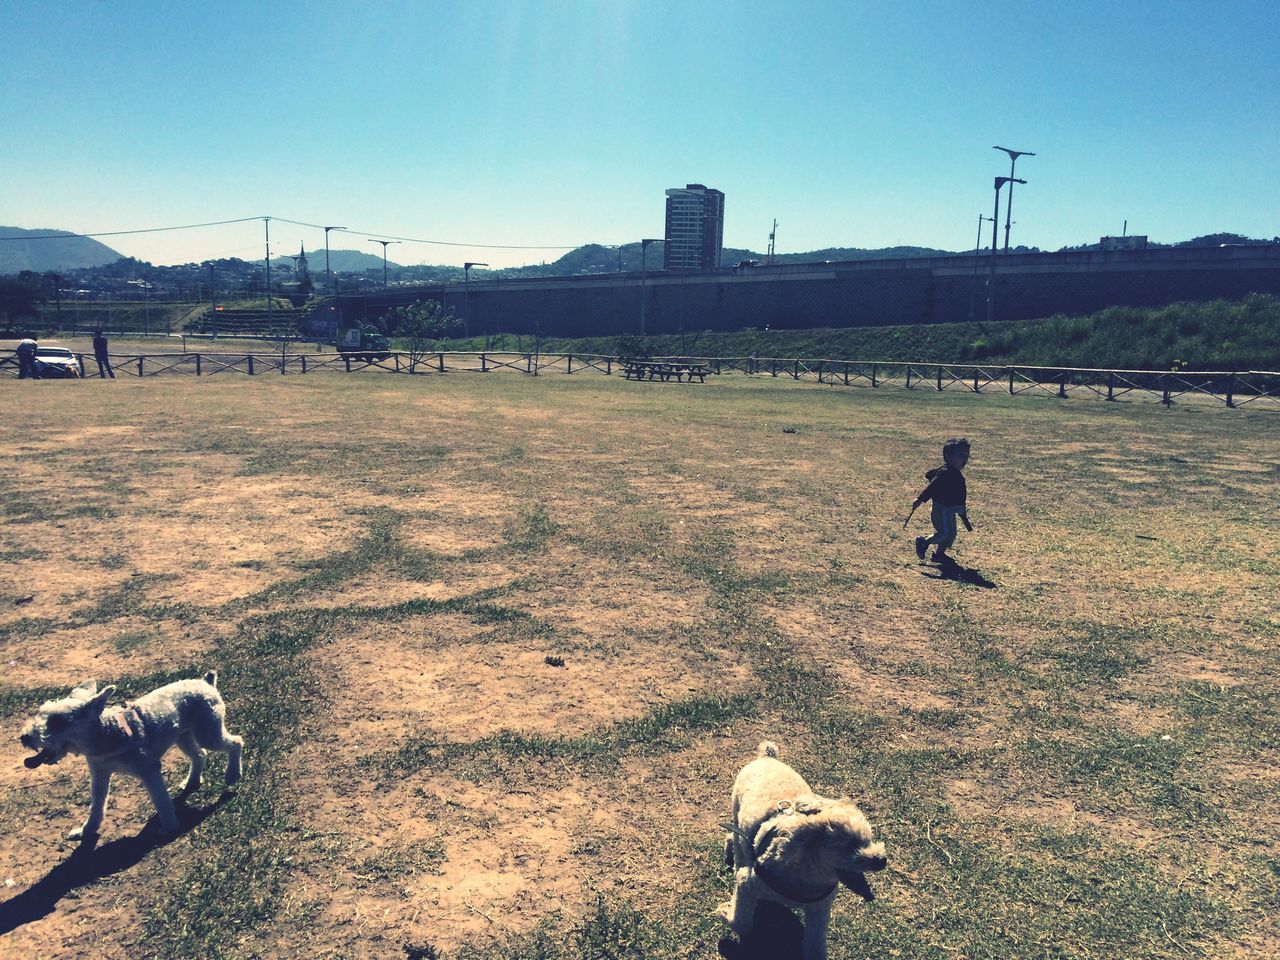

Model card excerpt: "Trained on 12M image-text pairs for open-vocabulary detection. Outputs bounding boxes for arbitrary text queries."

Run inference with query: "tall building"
[664,183,724,271]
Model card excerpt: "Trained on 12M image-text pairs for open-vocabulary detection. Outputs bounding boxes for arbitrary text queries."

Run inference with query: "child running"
[911,437,972,563]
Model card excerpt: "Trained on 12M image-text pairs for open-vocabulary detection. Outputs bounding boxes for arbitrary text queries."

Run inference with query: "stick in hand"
[903,502,920,530]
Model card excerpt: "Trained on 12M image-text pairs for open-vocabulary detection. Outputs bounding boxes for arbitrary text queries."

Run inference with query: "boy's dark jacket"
[918,466,967,508]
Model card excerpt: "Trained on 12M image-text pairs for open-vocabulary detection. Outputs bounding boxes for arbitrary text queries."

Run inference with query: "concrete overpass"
[328,244,1280,339]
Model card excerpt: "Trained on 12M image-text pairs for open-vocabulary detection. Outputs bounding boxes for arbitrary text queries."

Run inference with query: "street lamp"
[969,214,995,321]
[369,239,401,289]
[324,226,347,295]
[639,238,664,336]
[464,262,488,341]
[993,146,1035,252]
[987,176,1026,323]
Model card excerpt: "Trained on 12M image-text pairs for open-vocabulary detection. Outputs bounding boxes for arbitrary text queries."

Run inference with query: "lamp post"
[639,238,664,336]
[993,146,1035,253]
[369,239,401,289]
[324,225,346,295]
[987,176,1026,323]
[464,262,488,341]
[969,214,995,321]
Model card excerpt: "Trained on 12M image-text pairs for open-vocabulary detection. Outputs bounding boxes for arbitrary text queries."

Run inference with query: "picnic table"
[621,360,708,383]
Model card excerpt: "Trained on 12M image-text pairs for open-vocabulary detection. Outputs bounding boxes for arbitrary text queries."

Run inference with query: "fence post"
[247,355,255,375]
[1106,371,1115,401]
[771,359,778,377]
[973,368,980,393]
[567,354,572,374]
[793,360,800,380]
[395,354,401,373]
[1225,373,1236,408]
[906,366,913,390]
[1162,374,1172,406]
[437,352,444,372]
[936,367,943,391]
[301,355,307,374]
[844,363,850,386]
[530,354,535,374]
[1009,368,1015,395]
[871,363,878,387]
[481,352,488,372]
[196,354,202,376]
[1058,371,1067,398]
[344,355,350,373]
[138,356,144,377]
[714,358,721,375]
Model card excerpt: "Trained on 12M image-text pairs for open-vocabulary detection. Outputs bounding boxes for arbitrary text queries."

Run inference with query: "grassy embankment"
[436,295,1280,372]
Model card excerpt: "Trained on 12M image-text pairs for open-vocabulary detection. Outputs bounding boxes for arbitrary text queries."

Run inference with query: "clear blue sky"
[2,0,1276,268]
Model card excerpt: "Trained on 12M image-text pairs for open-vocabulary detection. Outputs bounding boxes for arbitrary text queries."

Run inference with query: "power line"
[0,217,263,241]
[271,217,579,250]
[0,215,584,251]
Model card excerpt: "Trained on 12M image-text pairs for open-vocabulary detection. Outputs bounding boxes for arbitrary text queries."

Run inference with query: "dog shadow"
[921,556,998,589]
[0,791,231,936]
[718,901,807,960]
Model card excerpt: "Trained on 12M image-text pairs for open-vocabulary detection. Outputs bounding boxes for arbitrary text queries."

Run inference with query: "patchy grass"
[0,370,1276,959]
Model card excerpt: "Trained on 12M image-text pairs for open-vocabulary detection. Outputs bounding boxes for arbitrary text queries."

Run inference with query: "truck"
[335,327,393,362]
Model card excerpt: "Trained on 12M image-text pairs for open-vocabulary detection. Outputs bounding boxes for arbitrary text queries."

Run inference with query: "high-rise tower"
[663,183,724,271]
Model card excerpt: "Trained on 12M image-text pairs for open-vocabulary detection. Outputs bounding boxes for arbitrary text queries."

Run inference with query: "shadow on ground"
[0,793,230,936]
[920,556,998,589]
[718,901,807,960]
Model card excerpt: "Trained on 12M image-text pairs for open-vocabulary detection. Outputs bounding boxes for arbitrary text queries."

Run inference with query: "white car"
[33,346,84,378]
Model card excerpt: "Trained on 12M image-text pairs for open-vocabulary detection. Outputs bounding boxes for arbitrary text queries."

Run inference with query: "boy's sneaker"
[931,550,952,564]
[914,537,928,560]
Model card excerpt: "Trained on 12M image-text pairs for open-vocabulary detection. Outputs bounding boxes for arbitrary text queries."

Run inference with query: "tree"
[0,275,45,333]
[387,299,462,372]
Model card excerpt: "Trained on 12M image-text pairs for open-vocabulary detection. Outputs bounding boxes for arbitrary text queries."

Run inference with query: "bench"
[622,361,708,383]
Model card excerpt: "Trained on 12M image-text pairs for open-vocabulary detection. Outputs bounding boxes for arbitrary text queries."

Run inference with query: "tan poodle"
[719,741,886,960]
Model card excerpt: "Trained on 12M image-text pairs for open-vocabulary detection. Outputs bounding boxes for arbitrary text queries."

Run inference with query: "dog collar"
[755,862,838,905]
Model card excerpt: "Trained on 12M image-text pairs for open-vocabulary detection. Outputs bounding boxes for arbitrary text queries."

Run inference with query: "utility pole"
[324,225,346,295]
[969,214,995,321]
[767,220,777,264]
[639,238,663,336]
[264,217,272,332]
[464,261,487,340]
[993,146,1035,252]
[987,176,1025,323]
[370,239,401,289]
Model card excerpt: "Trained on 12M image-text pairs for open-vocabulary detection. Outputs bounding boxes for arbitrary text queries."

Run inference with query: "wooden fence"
[3,350,1278,409]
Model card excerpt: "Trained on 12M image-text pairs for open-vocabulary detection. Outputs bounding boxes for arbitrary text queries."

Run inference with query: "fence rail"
[3,350,1277,409]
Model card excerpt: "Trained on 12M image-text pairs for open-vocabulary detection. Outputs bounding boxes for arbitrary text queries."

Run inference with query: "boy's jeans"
[926,504,962,551]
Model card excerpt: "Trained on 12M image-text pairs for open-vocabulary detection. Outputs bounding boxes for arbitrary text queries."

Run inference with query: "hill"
[0,227,123,274]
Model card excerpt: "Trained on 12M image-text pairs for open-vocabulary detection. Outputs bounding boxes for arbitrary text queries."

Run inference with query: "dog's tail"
[757,740,780,759]
[204,670,218,688]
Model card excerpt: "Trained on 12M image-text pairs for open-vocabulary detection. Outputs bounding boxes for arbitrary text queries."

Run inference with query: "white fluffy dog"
[719,741,886,960]
[18,672,243,840]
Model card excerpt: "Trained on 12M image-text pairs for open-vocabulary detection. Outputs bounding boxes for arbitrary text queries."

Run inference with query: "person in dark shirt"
[16,337,39,379]
[92,329,115,378]
[912,437,971,563]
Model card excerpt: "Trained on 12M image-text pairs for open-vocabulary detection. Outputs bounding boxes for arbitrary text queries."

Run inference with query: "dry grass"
[1,371,1277,959]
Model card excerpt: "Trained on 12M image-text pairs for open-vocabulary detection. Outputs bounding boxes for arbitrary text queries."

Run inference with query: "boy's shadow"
[718,902,807,960]
[0,792,230,936]
[921,556,997,589]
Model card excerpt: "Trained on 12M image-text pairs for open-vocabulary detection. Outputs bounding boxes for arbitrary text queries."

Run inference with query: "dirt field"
[1,370,1277,959]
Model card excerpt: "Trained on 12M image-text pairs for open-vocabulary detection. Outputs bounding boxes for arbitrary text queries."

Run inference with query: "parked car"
[33,346,83,378]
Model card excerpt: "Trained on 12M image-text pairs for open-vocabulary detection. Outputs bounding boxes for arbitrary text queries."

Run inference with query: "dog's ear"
[86,685,116,713]
[853,841,887,873]
[72,680,98,696]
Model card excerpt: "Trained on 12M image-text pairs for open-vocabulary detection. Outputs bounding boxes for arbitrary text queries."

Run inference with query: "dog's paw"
[716,901,733,923]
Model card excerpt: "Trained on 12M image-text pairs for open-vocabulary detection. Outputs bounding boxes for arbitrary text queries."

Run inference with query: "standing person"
[911,437,973,564]
[92,328,115,378]
[16,336,39,379]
